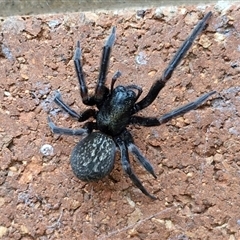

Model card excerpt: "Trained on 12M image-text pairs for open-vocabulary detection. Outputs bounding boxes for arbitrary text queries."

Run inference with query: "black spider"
[48,12,215,199]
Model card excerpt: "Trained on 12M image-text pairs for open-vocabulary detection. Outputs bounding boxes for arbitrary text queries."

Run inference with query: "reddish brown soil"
[0,5,240,240]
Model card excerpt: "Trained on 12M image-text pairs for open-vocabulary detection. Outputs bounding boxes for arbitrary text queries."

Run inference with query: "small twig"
[98,206,175,240]
[47,209,63,229]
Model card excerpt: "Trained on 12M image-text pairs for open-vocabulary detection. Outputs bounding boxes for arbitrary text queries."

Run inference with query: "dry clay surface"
[0,4,240,240]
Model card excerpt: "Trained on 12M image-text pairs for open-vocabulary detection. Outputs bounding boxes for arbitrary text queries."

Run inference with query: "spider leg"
[53,91,96,121]
[74,41,96,105]
[128,144,157,178]
[115,135,157,199]
[95,27,116,102]
[130,90,216,126]
[121,130,157,178]
[133,11,212,113]
[48,116,88,136]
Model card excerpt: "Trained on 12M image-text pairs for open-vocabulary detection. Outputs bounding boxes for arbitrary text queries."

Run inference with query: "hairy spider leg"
[54,91,80,118]
[74,27,116,105]
[95,27,116,102]
[133,11,212,113]
[53,91,96,121]
[74,40,92,105]
[115,135,157,199]
[48,92,96,136]
[130,90,216,126]
[121,130,157,178]
[48,116,88,136]
[128,143,157,177]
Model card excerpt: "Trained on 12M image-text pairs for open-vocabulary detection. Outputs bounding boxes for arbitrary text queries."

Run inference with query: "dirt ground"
[0,3,240,240]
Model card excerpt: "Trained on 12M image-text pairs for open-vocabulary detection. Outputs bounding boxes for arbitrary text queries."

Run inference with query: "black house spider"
[48,12,215,199]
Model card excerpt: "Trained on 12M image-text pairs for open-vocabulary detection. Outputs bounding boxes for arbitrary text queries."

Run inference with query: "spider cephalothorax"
[48,12,215,199]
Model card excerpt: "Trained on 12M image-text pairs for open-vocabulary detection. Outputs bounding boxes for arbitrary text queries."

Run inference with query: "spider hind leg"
[115,132,157,200]
[122,130,157,179]
[128,143,157,179]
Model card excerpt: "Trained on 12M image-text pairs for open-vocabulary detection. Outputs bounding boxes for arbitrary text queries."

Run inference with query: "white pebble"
[40,144,54,156]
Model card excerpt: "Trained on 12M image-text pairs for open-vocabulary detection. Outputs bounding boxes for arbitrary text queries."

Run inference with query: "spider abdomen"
[70,132,116,181]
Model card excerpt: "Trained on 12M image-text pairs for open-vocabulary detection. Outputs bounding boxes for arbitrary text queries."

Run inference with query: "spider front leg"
[133,11,212,113]
[130,90,216,126]
[74,40,93,105]
[95,27,116,102]
[74,27,116,105]
[115,134,157,200]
